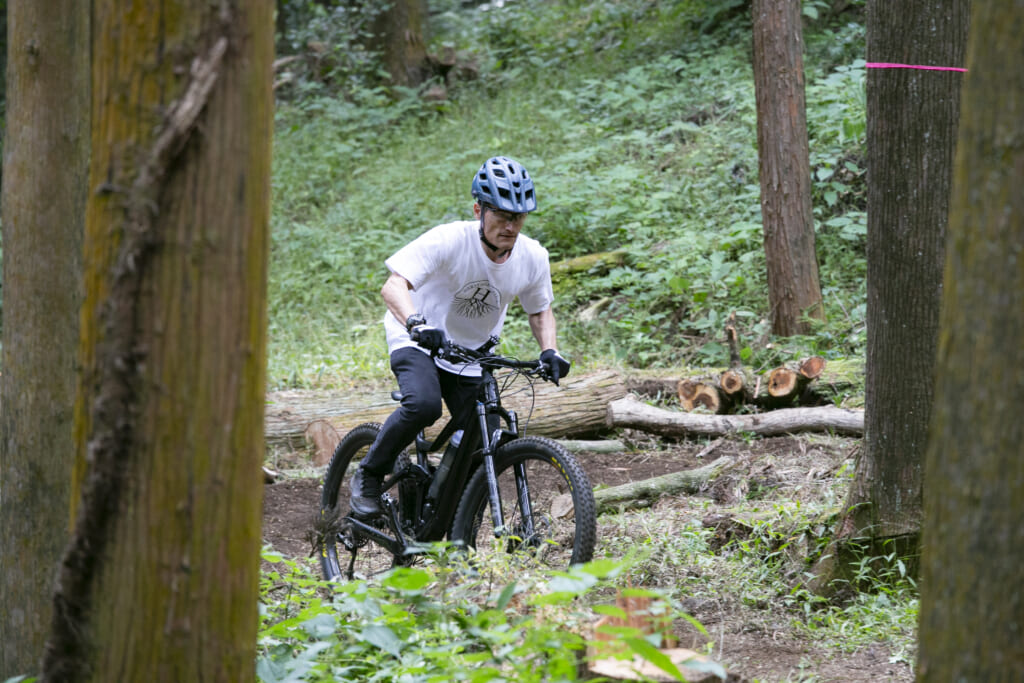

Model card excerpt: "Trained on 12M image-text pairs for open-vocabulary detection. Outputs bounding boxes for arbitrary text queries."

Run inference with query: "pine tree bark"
[751,0,825,336]
[838,0,969,558]
[0,2,89,677]
[918,4,1024,679]
[41,2,274,680]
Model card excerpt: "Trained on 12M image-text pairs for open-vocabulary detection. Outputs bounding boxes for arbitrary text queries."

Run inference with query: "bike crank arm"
[344,515,406,557]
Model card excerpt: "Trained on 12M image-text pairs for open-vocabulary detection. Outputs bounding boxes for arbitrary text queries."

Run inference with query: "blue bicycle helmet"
[470,156,537,213]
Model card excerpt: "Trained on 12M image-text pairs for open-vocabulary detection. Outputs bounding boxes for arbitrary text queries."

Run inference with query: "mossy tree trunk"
[823,0,969,579]
[917,4,1024,679]
[0,1,89,677]
[751,0,825,336]
[41,2,274,680]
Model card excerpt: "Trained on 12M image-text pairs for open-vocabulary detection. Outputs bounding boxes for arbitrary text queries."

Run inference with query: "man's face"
[476,203,528,253]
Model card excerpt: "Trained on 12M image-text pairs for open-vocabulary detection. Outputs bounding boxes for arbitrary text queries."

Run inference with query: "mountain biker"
[349,156,572,519]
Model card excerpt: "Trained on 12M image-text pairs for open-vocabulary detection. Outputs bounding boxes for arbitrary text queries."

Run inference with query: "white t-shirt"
[384,220,554,375]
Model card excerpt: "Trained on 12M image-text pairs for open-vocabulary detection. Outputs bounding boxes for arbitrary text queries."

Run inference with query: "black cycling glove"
[539,349,571,386]
[410,324,447,354]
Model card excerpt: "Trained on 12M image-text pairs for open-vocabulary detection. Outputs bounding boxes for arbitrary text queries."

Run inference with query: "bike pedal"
[347,511,388,529]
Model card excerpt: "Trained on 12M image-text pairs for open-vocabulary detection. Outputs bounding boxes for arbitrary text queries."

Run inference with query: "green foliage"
[257,548,701,682]
[275,0,385,100]
[711,501,918,662]
[267,0,869,387]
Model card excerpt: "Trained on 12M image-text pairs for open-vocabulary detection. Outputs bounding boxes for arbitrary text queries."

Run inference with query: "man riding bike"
[349,156,571,519]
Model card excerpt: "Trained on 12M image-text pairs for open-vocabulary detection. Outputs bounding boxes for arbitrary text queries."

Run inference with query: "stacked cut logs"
[676,355,828,414]
[676,314,834,414]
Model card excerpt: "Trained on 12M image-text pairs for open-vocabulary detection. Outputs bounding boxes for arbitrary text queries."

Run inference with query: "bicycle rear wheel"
[451,436,596,569]
[319,423,410,581]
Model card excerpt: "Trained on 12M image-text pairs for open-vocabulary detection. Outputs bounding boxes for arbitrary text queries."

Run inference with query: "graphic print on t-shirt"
[452,280,500,319]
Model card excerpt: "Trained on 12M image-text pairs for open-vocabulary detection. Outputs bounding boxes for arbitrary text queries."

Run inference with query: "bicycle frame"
[342,341,545,563]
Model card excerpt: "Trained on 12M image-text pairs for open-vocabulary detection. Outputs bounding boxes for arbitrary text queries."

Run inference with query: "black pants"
[359,347,481,477]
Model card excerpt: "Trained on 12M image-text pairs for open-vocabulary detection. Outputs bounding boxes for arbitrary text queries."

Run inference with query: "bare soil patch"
[262,433,912,682]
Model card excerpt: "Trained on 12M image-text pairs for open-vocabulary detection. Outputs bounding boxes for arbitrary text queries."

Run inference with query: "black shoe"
[350,467,384,518]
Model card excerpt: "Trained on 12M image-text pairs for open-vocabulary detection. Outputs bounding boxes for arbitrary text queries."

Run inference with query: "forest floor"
[262,431,914,683]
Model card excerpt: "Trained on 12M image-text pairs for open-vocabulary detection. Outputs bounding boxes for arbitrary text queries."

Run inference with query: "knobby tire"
[451,436,597,568]
[319,423,410,581]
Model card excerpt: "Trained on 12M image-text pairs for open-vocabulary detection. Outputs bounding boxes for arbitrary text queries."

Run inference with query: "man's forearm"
[529,308,558,350]
[382,272,417,325]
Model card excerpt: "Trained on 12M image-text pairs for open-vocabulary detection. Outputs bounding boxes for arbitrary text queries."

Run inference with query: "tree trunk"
[41,2,274,681]
[917,4,1024,679]
[751,0,825,336]
[370,0,431,88]
[0,2,89,677]
[827,0,969,576]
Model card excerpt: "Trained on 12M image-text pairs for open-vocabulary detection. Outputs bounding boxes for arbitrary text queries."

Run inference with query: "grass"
[267,0,868,388]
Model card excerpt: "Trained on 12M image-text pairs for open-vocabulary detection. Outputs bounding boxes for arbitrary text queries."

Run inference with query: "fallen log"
[557,439,626,454]
[265,365,862,460]
[266,370,628,460]
[593,456,736,515]
[607,395,863,438]
[550,249,628,279]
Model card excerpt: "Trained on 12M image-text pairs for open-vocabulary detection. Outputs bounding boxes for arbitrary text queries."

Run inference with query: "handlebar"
[410,330,552,380]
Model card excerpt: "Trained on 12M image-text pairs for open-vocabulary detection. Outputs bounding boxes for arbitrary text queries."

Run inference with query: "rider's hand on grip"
[539,349,571,386]
[410,324,447,354]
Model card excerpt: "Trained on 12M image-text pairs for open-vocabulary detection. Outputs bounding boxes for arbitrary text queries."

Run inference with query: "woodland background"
[1,0,1021,681]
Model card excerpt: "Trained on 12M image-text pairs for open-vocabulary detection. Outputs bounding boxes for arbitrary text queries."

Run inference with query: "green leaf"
[301,613,336,639]
[261,549,284,563]
[496,582,519,610]
[383,566,432,592]
[623,637,686,681]
[359,624,404,657]
[592,605,629,619]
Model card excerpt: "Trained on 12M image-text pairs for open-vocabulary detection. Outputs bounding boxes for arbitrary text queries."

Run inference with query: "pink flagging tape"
[866,62,967,72]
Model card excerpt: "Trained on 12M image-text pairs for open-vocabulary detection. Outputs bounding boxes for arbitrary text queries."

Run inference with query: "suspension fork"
[513,460,536,539]
[476,372,530,539]
[475,372,517,535]
[477,395,506,535]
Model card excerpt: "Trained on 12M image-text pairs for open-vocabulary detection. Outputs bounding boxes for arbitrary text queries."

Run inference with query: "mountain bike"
[317,337,597,581]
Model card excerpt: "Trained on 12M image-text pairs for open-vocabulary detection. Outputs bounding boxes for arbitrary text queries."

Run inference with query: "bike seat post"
[415,429,430,468]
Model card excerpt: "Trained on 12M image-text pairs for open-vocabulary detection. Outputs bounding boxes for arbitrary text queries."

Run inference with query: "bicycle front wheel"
[451,436,596,568]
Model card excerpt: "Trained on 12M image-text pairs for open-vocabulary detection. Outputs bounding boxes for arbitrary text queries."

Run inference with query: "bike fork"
[477,401,507,534]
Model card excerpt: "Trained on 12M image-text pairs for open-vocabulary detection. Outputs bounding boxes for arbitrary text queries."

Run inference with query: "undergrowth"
[257,548,721,683]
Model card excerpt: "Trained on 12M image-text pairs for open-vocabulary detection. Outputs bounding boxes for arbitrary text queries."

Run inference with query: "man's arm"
[381,272,417,326]
[528,307,558,351]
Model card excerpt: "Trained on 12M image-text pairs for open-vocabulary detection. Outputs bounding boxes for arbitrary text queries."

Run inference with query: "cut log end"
[678,379,699,401]
[798,355,826,379]
[678,380,722,413]
[720,369,745,396]
[767,367,798,397]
